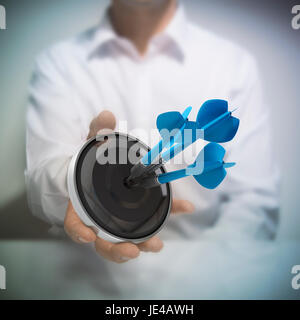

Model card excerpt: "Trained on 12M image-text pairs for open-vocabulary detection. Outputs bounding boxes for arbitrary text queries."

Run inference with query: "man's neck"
[110,0,177,56]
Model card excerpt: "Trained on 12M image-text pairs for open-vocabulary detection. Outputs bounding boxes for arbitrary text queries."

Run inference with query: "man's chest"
[69,55,230,133]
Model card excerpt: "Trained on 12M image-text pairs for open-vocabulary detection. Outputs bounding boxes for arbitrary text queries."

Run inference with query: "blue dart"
[128,99,239,183]
[137,143,235,190]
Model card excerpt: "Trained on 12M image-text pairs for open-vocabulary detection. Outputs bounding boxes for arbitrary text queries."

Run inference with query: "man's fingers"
[87,110,116,139]
[64,201,97,243]
[171,199,195,214]
[95,238,140,263]
[137,236,164,252]
[110,242,140,262]
[94,237,114,261]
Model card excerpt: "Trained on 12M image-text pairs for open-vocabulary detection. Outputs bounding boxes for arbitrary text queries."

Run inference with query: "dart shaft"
[161,142,184,162]
[202,111,230,130]
[135,168,188,188]
[141,122,186,166]
[141,139,164,165]
[158,169,188,184]
[157,161,223,184]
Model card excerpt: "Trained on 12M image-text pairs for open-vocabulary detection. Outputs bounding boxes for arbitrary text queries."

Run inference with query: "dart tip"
[223,162,236,168]
[230,107,239,113]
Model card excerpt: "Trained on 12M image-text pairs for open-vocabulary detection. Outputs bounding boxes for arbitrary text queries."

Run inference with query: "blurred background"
[0,0,299,299]
[0,0,299,239]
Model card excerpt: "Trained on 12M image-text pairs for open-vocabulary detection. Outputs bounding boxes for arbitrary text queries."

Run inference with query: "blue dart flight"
[128,99,239,182]
[194,99,239,143]
[136,143,235,190]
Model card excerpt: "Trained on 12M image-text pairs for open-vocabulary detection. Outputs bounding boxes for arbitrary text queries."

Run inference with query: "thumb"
[64,201,97,243]
[87,110,116,139]
[171,199,195,214]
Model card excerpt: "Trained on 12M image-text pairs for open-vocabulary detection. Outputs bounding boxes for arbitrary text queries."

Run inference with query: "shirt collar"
[87,3,188,61]
[87,11,115,57]
[159,4,188,58]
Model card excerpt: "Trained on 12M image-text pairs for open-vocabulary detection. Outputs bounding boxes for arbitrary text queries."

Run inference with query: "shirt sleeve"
[205,53,280,240]
[25,48,86,226]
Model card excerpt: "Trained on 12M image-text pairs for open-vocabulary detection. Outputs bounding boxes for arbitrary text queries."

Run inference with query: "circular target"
[73,133,171,241]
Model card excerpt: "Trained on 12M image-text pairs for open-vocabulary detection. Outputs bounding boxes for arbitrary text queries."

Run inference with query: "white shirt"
[25,5,280,240]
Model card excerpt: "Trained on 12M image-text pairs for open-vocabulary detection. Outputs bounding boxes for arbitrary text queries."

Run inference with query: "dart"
[129,99,239,182]
[128,99,239,183]
[130,143,235,189]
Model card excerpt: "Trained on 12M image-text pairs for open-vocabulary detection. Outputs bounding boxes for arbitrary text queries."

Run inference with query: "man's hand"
[64,111,195,263]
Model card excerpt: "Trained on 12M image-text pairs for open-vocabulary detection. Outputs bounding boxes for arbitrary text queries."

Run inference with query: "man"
[25,0,280,264]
